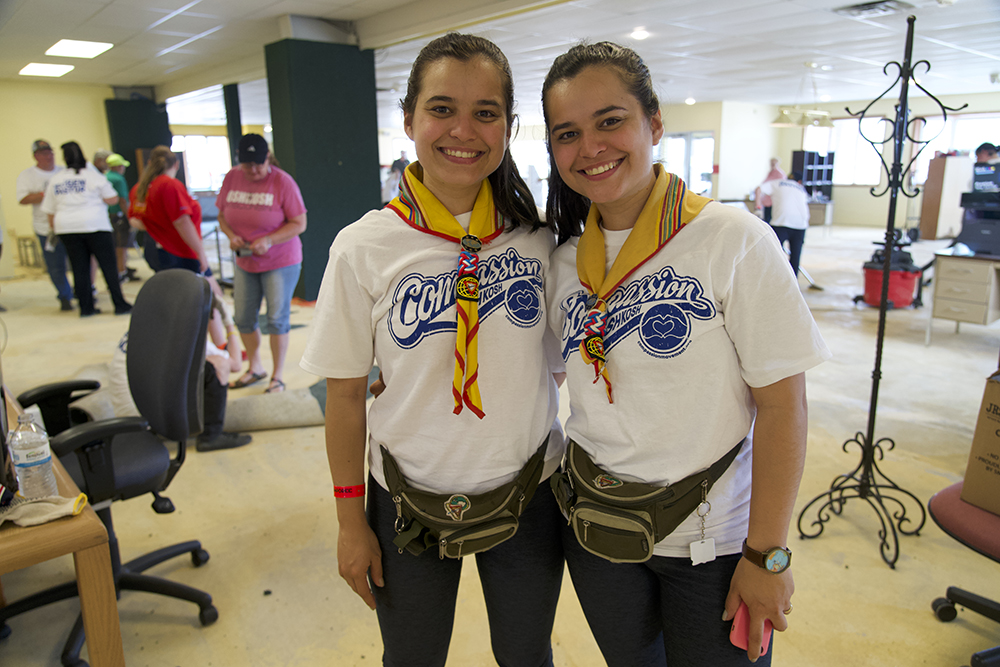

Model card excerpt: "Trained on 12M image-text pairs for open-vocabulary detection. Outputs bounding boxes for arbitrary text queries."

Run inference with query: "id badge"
[690,538,716,565]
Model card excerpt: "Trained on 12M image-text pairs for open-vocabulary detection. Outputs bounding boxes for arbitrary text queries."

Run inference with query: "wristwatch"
[742,539,792,573]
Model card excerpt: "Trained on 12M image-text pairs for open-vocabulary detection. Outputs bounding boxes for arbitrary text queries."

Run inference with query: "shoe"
[125,268,140,282]
[265,378,286,394]
[80,308,102,318]
[115,303,133,316]
[196,432,252,452]
[60,298,73,311]
[0,304,6,313]
[230,371,267,389]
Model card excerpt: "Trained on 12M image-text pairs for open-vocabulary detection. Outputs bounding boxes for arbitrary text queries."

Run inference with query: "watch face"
[764,548,790,573]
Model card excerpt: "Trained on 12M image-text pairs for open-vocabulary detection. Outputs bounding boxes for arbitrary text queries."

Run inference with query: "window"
[910,112,1000,185]
[659,132,714,195]
[803,118,884,186]
[170,135,232,191]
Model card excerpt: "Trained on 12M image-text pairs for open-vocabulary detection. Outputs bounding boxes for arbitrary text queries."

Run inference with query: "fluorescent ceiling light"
[46,39,113,59]
[684,97,696,105]
[19,63,75,77]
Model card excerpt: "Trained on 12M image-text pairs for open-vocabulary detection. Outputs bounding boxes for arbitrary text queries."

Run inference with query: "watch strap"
[741,539,791,572]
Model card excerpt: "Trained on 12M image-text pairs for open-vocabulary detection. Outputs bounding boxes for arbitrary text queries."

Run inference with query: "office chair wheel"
[0,622,10,640]
[192,548,210,567]
[933,597,958,622]
[199,605,219,626]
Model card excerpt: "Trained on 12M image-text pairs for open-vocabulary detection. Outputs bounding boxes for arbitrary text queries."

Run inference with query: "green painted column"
[264,39,381,301]
[223,83,242,167]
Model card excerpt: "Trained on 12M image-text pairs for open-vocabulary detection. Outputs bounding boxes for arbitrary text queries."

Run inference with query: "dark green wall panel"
[104,97,173,189]
[265,39,381,301]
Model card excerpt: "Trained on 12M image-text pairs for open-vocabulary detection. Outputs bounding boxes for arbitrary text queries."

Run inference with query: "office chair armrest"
[17,380,102,436]
[18,380,101,408]
[49,416,149,458]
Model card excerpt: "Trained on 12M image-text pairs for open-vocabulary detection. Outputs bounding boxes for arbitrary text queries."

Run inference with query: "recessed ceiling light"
[45,39,113,59]
[19,63,75,77]
[631,28,650,40]
[684,97,696,105]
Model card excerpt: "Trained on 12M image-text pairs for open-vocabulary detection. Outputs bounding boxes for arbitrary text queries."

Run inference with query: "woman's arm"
[249,213,307,255]
[724,372,807,662]
[171,214,210,272]
[325,376,383,610]
[128,216,146,231]
[103,195,119,206]
[216,210,247,250]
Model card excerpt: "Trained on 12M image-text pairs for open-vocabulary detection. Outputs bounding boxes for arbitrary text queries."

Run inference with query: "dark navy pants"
[563,524,773,667]
[367,473,564,667]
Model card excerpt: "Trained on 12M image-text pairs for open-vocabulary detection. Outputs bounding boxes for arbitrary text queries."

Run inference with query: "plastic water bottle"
[8,413,58,498]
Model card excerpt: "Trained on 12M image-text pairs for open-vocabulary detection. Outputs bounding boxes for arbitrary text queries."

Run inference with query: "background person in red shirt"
[128,145,210,275]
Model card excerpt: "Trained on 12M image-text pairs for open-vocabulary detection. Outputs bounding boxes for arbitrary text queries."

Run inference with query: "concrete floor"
[0,226,997,667]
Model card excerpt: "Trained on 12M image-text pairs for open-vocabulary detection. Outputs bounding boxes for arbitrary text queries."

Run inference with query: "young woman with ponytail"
[127,145,210,274]
[301,32,565,667]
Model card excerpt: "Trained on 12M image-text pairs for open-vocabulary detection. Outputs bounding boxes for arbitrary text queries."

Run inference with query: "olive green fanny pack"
[380,437,548,560]
[550,439,743,564]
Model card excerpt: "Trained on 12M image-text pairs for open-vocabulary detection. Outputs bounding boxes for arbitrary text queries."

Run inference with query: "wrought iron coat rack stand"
[796,16,966,568]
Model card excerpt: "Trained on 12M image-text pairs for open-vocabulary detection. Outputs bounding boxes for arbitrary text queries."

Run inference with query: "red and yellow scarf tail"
[388,163,503,418]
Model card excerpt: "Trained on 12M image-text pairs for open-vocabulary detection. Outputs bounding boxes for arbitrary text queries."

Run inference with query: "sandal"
[265,378,286,394]
[230,371,267,389]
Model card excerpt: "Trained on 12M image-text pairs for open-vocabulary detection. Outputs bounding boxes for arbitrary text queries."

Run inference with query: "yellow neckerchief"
[387,162,504,419]
[575,165,712,402]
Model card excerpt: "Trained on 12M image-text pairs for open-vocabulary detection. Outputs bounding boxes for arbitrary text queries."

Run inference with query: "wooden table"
[0,394,125,666]
[926,248,1000,345]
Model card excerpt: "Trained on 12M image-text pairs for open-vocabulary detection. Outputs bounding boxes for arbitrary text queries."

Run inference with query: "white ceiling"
[2,0,999,129]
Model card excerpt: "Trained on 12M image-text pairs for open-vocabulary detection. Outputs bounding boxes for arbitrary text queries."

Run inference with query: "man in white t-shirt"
[758,171,810,277]
[16,140,74,310]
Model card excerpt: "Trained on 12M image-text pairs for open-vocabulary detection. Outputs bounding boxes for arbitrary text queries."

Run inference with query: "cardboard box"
[962,371,1000,516]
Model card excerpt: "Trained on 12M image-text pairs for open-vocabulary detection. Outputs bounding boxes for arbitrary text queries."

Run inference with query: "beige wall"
[0,80,114,244]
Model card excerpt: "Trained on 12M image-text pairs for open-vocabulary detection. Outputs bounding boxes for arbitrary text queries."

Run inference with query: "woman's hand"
[337,512,384,610]
[228,235,247,251]
[249,235,273,255]
[723,557,794,662]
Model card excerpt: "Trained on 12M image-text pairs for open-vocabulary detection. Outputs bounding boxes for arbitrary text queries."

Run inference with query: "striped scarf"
[575,165,711,402]
[388,163,504,418]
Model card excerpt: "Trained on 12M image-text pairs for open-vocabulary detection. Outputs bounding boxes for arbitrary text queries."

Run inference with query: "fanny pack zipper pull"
[583,519,591,541]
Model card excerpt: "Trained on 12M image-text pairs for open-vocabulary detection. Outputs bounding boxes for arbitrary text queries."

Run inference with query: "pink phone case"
[729,602,773,655]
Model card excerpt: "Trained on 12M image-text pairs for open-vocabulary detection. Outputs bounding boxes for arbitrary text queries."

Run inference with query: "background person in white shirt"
[758,171,809,277]
[16,139,74,310]
[41,141,132,317]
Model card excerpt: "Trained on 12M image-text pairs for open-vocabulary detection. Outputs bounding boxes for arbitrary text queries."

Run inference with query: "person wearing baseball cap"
[217,133,307,394]
[104,154,136,281]
[16,139,74,310]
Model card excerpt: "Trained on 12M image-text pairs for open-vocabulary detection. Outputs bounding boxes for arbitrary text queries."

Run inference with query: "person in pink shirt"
[755,157,786,223]
[216,134,307,394]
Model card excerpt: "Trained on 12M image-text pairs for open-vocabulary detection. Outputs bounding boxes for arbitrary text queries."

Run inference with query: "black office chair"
[929,481,1000,667]
[0,269,219,667]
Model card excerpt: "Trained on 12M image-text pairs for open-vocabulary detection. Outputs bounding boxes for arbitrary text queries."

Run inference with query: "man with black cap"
[16,140,74,310]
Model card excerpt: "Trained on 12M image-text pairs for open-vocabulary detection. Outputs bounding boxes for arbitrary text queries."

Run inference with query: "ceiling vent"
[833,1,915,18]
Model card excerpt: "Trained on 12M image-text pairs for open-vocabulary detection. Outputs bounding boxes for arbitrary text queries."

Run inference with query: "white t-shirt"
[16,165,64,235]
[40,169,116,235]
[547,202,831,558]
[301,206,566,495]
[759,179,809,230]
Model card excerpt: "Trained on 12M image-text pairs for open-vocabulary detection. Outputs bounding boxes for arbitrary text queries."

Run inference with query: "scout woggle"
[579,294,612,402]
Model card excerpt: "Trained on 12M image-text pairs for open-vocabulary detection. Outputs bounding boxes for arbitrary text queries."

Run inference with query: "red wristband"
[334,484,365,498]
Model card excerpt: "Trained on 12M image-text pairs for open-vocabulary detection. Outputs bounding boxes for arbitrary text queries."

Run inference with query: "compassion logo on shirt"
[225,190,275,207]
[559,265,716,360]
[54,179,87,195]
[388,248,543,349]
